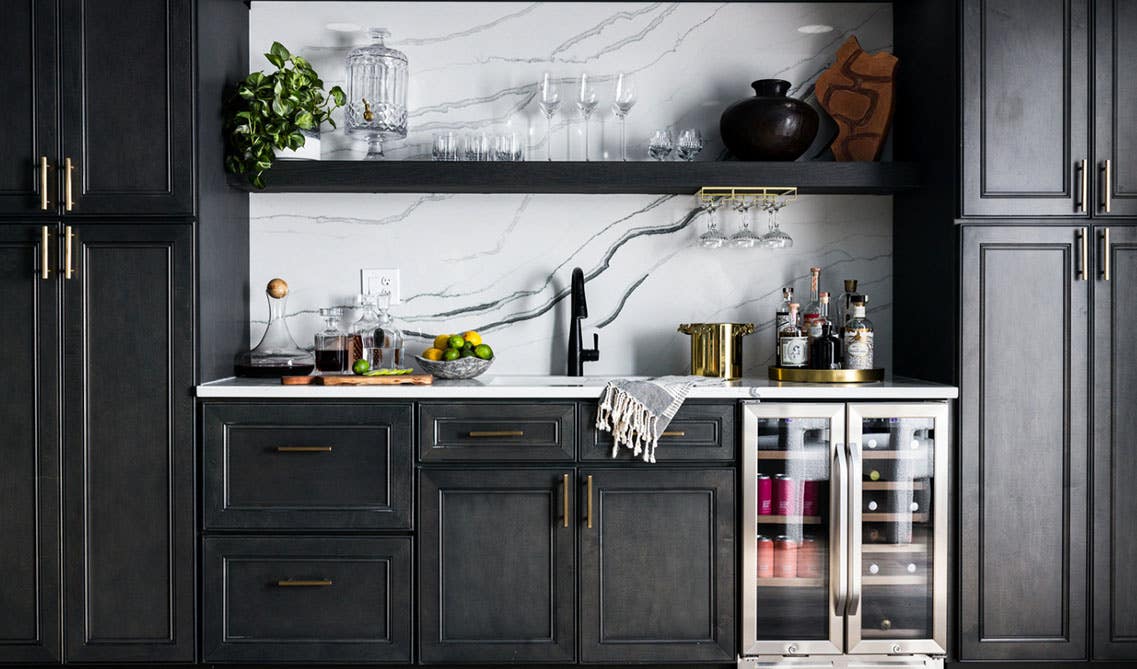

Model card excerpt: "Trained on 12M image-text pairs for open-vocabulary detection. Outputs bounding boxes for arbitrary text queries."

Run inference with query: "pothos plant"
[225,42,346,188]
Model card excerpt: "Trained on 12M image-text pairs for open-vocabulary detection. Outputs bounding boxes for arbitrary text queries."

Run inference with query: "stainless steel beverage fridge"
[738,402,949,669]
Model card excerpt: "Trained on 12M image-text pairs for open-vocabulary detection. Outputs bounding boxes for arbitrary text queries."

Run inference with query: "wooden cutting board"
[281,374,433,386]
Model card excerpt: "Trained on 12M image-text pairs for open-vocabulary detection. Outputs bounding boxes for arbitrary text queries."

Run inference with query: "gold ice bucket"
[677,322,755,380]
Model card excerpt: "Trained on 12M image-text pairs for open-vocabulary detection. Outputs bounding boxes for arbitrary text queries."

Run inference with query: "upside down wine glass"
[697,197,728,248]
[760,199,793,248]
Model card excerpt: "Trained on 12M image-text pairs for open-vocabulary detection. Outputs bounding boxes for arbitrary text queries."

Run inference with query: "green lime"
[460,348,475,357]
[443,348,461,361]
[447,335,466,350]
[463,341,474,351]
[474,344,493,360]
[352,359,371,375]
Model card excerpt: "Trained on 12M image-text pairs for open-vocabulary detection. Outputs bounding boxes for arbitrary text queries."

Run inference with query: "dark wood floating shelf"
[230,160,920,195]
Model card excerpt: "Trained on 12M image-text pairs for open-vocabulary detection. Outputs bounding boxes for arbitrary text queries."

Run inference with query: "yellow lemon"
[462,330,483,346]
[422,347,445,361]
[433,334,451,350]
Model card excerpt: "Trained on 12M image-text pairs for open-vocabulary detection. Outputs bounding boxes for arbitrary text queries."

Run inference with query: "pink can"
[774,474,795,516]
[757,474,773,515]
[773,536,798,578]
[756,535,774,578]
[802,480,819,516]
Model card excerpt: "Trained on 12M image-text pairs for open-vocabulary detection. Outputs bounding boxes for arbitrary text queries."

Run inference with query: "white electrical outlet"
[361,268,400,304]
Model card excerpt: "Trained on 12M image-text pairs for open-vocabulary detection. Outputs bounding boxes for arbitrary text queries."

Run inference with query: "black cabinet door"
[1093,225,1137,659]
[960,225,1089,660]
[0,225,60,663]
[961,0,1091,217]
[59,0,193,216]
[62,222,194,662]
[418,469,575,664]
[578,468,735,663]
[1095,1,1137,217]
[0,0,58,216]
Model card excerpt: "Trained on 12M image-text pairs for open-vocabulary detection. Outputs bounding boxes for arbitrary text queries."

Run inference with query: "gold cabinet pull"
[39,157,51,211]
[40,226,51,280]
[562,474,570,528]
[63,157,75,212]
[586,475,593,529]
[1103,159,1112,213]
[276,579,333,587]
[1078,159,1088,213]
[661,430,686,438]
[1103,228,1111,282]
[467,430,524,438]
[275,446,333,453]
[63,226,75,280]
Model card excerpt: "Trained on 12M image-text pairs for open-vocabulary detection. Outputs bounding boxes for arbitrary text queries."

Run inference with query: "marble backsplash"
[247,2,894,376]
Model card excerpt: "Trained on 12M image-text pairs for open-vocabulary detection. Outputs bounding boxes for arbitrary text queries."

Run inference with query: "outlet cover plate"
[361,268,400,304]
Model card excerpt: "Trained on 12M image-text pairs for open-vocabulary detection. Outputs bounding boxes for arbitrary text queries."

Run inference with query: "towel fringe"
[595,384,660,463]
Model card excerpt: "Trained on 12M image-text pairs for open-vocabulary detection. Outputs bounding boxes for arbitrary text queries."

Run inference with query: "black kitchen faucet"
[567,267,599,376]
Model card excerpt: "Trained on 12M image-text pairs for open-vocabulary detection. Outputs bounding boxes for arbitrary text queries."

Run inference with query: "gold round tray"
[768,366,885,383]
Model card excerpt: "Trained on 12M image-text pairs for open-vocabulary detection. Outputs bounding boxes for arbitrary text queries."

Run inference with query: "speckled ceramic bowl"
[415,355,494,380]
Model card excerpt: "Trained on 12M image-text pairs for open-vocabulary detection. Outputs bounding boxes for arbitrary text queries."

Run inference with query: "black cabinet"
[1092,225,1137,659]
[418,468,576,664]
[580,401,735,461]
[578,468,735,663]
[0,0,193,216]
[1094,1,1137,217]
[959,225,1089,660]
[961,0,1091,217]
[0,225,60,663]
[61,222,195,662]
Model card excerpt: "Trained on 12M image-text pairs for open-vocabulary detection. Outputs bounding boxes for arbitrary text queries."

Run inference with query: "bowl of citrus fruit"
[416,331,495,379]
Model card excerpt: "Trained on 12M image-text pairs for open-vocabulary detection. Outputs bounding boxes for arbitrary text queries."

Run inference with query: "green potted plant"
[225,42,346,188]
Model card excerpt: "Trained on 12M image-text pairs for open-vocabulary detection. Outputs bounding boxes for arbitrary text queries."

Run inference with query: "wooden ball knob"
[266,278,289,298]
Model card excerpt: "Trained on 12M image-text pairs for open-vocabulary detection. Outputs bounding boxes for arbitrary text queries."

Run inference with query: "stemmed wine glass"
[577,73,599,161]
[697,197,728,248]
[728,197,761,248]
[612,72,637,161]
[760,198,793,248]
[538,73,560,161]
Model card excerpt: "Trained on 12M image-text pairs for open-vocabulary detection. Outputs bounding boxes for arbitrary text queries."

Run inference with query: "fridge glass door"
[847,403,949,655]
[742,403,846,656]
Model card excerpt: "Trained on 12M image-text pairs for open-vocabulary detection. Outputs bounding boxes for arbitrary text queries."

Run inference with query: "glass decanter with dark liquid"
[234,278,315,377]
[314,307,348,373]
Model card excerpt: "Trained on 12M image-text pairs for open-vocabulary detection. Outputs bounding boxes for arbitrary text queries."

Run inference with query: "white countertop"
[196,375,958,400]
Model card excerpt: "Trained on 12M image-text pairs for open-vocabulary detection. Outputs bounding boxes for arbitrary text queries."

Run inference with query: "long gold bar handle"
[63,226,74,280]
[586,475,593,529]
[1103,228,1111,282]
[1079,159,1088,213]
[275,446,333,453]
[39,157,51,211]
[276,579,333,587]
[64,157,75,212]
[468,430,525,438]
[1103,160,1112,214]
[661,430,686,438]
[40,226,51,280]
[1077,228,1088,281]
[562,474,570,528]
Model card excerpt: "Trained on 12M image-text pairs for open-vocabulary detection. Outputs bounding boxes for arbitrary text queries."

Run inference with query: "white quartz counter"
[197,375,958,400]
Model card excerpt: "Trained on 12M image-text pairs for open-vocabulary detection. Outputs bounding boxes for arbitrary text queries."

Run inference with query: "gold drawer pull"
[276,579,333,587]
[39,156,51,211]
[562,474,570,528]
[586,475,593,529]
[63,226,75,280]
[661,430,686,438]
[275,446,333,453]
[64,157,75,212]
[40,226,51,280]
[468,430,525,438]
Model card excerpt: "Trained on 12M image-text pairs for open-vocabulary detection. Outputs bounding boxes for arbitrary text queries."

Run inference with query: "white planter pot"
[274,130,321,160]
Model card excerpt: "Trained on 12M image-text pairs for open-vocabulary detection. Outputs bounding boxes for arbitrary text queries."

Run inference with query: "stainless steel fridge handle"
[833,443,849,616]
[847,441,863,616]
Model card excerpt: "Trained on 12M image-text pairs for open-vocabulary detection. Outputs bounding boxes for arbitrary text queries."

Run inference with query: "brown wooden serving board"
[281,374,433,386]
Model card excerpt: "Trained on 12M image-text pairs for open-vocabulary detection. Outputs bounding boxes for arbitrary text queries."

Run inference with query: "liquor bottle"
[807,292,832,344]
[777,303,809,368]
[810,322,842,369]
[774,287,793,349]
[838,279,858,330]
[802,266,822,333]
[843,299,875,370]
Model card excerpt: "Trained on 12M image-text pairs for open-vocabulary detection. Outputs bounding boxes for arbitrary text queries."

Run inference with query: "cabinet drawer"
[580,401,735,461]
[419,402,575,461]
[202,536,412,664]
[203,403,413,530]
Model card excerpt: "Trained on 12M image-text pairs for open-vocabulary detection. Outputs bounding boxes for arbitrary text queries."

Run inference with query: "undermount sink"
[482,375,648,387]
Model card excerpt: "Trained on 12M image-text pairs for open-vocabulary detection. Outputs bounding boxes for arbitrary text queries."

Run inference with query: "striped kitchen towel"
[595,376,723,463]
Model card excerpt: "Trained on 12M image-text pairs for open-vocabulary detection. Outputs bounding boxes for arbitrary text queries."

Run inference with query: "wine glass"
[728,197,761,248]
[538,73,560,161]
[648,129,674,161]
[612,72,638,161]
[760,198,793,248]
[697,197,727,248]
[577,73,599,161]
[677,128,703,161]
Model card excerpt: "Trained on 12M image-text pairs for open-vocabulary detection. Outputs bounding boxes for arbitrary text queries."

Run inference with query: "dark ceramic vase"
[719,79,820,161]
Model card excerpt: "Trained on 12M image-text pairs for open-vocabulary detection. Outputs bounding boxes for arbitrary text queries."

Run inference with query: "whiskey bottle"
[808,292,832,345]
[774,287,793,349]
[777,303,809,368]
[802,266,822,333]
[843,300,875,370]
